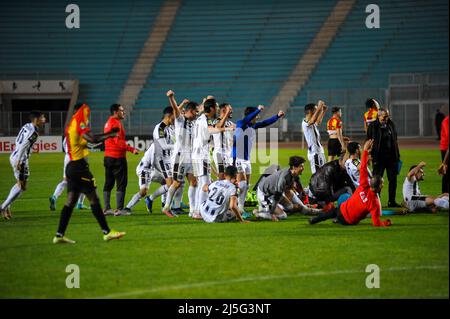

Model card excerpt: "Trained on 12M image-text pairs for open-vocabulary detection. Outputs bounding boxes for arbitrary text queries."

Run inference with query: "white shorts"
[10,158,29,181]
[257,187,274,213]
[307,152,326,174]
[213,152,230,174]
[137,168,165,189]
[172,152,193,182]
[234,158,252,175]
[404,195,428,212]
[200,208,236,223]
[192,158,211,177]
[155,157,173,179]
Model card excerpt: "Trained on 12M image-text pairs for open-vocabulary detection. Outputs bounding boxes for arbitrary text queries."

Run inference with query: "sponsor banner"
[126,136,153,152]
[0,136,63,154]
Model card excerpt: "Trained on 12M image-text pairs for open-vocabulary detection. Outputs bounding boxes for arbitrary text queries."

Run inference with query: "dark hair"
[73,103,85,112]
[204,99,217,113]
[366,98,377,109]
[29,110,43,121]
[370,175,383,190]
[163,106,173,115]
[110,103,121,115]
[409,165,417,173]
[347,142,360,155]
[379,107,388,113]
[304,103,316,113]
[185,101,198,111]
[289,156,305,168]
[244,106,257,116]
[332,106,341,114]
[225,165,238,179]
[219,103,229,110]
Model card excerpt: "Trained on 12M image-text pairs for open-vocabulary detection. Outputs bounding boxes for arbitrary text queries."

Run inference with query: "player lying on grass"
[49,137,86,211]
[53,103,125,244]
[123,143,168,214]
[402,162,449,212]
[1,111,46,220]
[309,139,392,227]
[162,90,199,217]
[199,166,247,223]
[232,105,285,218]
[308,153,354,212]
[253,156,314,221]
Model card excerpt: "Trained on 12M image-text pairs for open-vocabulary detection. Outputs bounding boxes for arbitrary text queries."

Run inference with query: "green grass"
[0,148,448,298]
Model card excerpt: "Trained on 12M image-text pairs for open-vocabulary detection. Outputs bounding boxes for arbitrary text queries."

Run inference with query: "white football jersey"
[200,180,237,222]
[402,176,421,201]
[345,157,372,187]
[136,143,156,175]
[302,119,324,156]
[153,121,174,161]
[192,114,213,160]
[10,123,39,164]
[212,118,234,155]
[173,114,194,156]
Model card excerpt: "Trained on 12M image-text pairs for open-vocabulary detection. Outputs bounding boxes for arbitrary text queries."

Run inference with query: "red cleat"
[322,202,335,213]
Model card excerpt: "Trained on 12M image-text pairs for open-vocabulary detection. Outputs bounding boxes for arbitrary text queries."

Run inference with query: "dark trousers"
[310,207,350,225]
[103,157,128,209]
[373,156,398,204]
[442,150,449,193]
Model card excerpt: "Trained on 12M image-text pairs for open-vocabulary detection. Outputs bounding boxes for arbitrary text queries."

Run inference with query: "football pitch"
[0,148,448,299]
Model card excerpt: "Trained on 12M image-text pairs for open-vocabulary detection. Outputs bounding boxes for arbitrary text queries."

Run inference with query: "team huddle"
[0,93,448,243]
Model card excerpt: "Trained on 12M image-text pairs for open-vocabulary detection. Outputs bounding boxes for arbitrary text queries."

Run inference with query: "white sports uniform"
[200,180,237,222]
[171,114,194,182]
[212,118,234,174]
[302,119,325,174]
[153,121,175,179]
[345,158,372,188]
[136,143,165,189]
[10,123,39,181]
[192,114,213,177]
[62,137,70,178]
[402,176,428,211]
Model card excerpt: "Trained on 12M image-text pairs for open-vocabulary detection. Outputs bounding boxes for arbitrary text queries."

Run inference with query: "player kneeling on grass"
[402,162,449,213]
[253,156,310,221]
[53,103,125,244]
[199,166,247,223]
[123,143,168,214]
[309,139,392,227]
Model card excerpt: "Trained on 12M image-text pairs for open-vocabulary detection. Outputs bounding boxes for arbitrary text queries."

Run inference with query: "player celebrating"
[326,106,345,162]
[309,139,392,227]
[302,101,327,174]
[232,105,285,217]
[53,103,125,243]
[49,137,86,211]
[1,111,46,219]
[162,90,199,217]
[199,166,246,223]
[363,98,380,132]
[212,103,234,180]
[402,162,449,212]
[344,141,372,188]
[153,106,175,217]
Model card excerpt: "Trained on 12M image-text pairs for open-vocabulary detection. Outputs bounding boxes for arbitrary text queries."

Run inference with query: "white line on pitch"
[93,265,448,299]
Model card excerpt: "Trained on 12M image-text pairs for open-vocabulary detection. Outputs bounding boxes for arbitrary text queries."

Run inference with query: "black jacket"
[309,160,354,198]
[367,118,400,163]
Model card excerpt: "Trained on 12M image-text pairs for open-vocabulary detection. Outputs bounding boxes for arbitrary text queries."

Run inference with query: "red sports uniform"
[340,149,390,227]
[104,116,136,158]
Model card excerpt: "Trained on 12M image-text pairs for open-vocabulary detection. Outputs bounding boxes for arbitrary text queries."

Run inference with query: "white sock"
[163,185,178,210]
[126,192,143,209]
[434,196,449,210]
[254,211,272,220]
[195,176,210,212]
[77,194,86,205]
[1,184,23,210]
[238,181,248,211]
[188,185,197,214]
[53,180,67,199]
[150,185,168,201]
[172,184,184,209]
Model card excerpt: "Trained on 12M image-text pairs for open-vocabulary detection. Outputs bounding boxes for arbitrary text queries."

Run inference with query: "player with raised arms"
[302,100,327,174]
